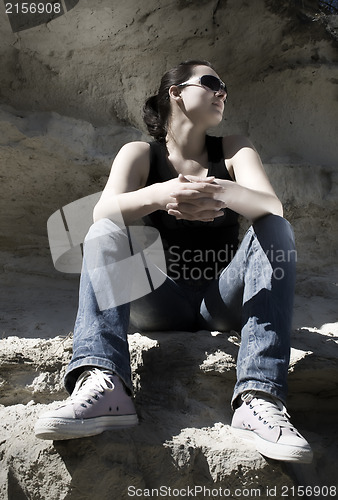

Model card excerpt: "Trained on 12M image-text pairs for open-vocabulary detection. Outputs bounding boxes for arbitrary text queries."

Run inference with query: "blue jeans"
[65,215,296,407]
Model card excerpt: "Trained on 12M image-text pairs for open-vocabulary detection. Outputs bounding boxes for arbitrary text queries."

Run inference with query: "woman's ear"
[168,85,182,101]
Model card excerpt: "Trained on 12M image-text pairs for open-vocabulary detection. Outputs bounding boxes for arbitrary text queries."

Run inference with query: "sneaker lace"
[244,392,293,430]
[70,368,114,406]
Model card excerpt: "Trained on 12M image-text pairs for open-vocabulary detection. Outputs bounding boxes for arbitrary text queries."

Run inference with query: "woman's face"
[177,65,226,128]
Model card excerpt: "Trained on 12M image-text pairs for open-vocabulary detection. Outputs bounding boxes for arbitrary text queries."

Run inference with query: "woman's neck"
[166,122,207,161]
[164,119,209,176]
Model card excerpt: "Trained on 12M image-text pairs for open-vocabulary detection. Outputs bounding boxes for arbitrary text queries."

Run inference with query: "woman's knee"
[250,214,297,273]
[84,217,124,243]
[253,214,295,246]
[83,218,131,270]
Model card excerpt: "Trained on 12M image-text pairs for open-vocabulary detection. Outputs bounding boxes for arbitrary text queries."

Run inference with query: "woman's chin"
[207,113,223,128]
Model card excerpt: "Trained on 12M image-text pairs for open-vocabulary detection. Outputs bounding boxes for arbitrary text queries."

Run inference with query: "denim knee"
[252,214,296,255]
[253,213,295,236]
[84,217,125,243]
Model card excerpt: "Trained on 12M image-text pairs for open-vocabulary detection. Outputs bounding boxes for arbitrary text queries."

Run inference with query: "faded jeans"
[64,215,296,407]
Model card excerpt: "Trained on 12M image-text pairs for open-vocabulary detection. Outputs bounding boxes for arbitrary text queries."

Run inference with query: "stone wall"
[0,0,338,164]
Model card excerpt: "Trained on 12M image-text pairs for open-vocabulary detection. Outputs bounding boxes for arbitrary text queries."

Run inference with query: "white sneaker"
[231,391,313,463]
[35,368,138,440]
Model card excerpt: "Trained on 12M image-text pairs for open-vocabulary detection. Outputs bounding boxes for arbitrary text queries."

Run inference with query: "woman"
[35,60,312,463]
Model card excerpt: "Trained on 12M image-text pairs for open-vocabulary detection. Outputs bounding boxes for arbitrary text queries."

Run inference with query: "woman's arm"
[167,136,283,222]
[93,141,225,225]
[93,142,160,225]
[218,135,283,220]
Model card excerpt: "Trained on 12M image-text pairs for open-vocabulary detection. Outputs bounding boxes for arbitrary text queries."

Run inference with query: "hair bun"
[143,95,166,142]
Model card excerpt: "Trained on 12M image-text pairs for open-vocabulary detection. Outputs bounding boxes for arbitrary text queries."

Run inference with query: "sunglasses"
[177,74,227,98]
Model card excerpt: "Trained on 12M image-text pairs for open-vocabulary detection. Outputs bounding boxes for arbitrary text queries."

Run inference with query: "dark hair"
[143,59,215,142]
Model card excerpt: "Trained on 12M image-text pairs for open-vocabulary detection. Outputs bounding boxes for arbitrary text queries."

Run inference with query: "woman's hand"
[164,174,227,222]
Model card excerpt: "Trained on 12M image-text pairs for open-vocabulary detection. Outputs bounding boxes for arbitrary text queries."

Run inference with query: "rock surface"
[0,0,338,498]
[1,0,338,166]
[0,330,337,499]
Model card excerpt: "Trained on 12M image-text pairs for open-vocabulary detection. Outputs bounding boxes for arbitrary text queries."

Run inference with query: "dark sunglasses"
[177,74,227,97]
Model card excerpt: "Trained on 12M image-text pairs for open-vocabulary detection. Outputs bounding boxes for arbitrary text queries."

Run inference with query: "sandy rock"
[0,1,337,166]
[0,332,305,499]
[0,327,338,497]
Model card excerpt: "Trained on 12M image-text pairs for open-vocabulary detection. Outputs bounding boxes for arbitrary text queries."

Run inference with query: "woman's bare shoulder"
[222,135,256,159]
[106,141,151,192]
[118,140,151,158]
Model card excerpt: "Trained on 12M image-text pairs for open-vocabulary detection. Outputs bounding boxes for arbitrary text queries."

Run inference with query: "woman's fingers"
[164,176,226,221]
[166,197,226,220]
[170,183,223,200]
[166,198,226,211]
[167,207,224,221]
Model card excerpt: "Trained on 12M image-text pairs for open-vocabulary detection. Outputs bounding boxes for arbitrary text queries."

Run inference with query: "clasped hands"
[166,173,228,222]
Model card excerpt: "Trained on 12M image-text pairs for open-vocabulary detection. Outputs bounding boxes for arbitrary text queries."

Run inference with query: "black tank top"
[143,135,239,282]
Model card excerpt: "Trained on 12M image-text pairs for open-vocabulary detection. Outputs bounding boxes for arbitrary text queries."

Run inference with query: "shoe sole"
[231,427,313,463]
[35,414,139,440]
